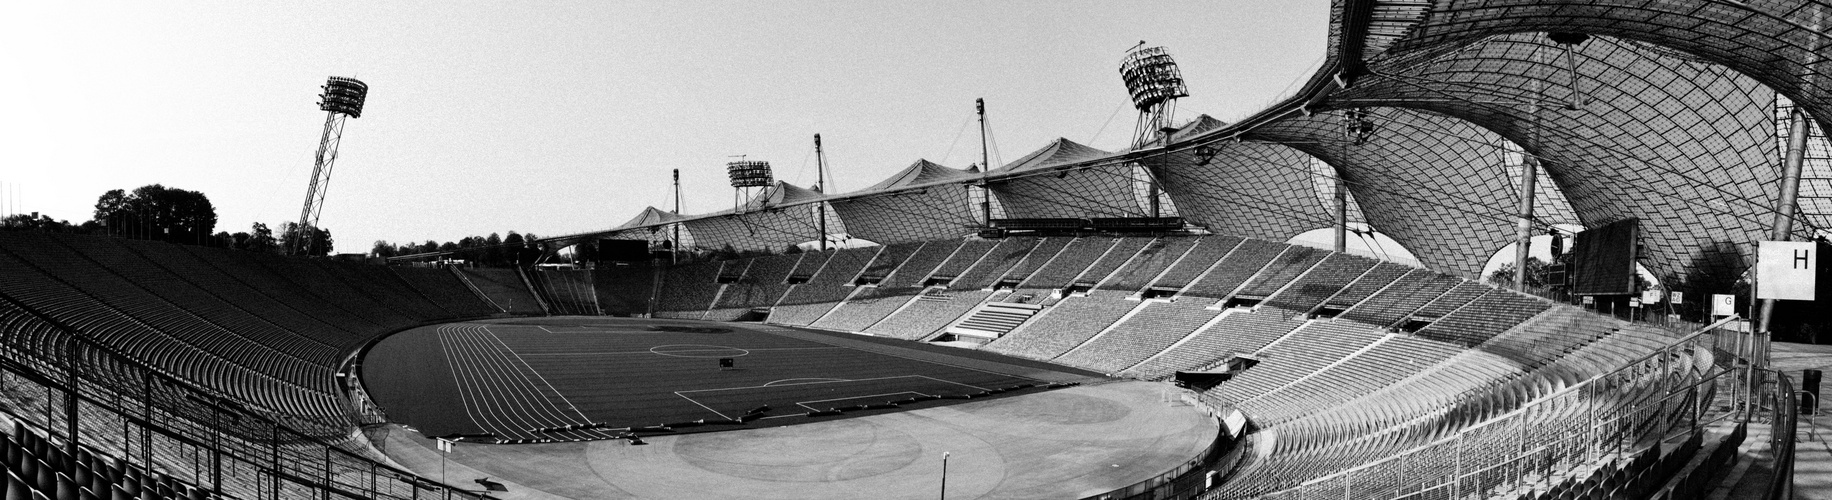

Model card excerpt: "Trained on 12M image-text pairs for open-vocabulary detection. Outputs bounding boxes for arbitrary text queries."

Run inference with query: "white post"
[940,451,951,500]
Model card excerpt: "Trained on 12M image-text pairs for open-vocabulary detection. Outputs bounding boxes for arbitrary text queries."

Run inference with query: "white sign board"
[1712,294,1737,317]
[1670,291,1684,305]
[1581,296,1594,305]
[1222,410,1247,438]
[1758,241,1818,300]
[436,438,452,453]
[1629,298,1643,308]
[1641,289,1662,304]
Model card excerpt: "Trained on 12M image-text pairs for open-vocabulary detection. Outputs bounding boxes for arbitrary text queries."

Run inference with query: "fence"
[1219,317,1749,500]
[1083,417,1235,500]
[1771,370,1798,500]
[0,305,494,500]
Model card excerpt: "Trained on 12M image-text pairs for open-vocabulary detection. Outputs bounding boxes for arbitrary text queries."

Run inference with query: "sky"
[1,1,1330,253]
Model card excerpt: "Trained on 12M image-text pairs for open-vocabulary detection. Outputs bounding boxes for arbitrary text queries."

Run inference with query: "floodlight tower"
[1120,43,1188,218]
[726,158,773,213]
[671,169,683,264]
[294,76,368,255]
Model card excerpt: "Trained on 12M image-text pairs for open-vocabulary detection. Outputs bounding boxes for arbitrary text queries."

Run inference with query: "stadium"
[3,1,1831,500]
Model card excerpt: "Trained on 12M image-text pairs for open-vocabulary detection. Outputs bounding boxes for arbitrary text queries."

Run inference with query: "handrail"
[1253,315,1741,497]
[1771,370,1798,500]
[0,290,497,499]
[1080,419,1233,500]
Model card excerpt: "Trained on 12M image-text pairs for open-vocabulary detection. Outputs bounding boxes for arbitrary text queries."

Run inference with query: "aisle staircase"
[946,302,1043,340]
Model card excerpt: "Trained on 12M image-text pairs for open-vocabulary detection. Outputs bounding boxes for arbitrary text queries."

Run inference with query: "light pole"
[939,451,950,500]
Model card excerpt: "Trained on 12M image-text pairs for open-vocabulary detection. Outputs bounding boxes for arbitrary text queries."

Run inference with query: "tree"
[244,223,278,253]
[278,222,333,256]
[1487,257,1552,289]
[2,213,73,232]
[483,233,504,265]
[89,184,218,244]
[503,232,536,265]
[572,240,599,263]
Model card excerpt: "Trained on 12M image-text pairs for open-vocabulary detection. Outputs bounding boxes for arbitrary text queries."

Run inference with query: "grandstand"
[4,1,1826,499]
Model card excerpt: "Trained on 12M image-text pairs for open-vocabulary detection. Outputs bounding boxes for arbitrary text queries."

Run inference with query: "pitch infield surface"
[362,317,1095,441]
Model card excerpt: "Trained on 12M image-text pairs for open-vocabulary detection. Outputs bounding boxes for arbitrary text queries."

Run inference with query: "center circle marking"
[649,344,751,358]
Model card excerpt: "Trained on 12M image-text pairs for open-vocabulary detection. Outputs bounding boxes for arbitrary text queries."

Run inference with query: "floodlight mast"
[727,157,774,213]
[294,76,368,255]
[1121,43,1188,219]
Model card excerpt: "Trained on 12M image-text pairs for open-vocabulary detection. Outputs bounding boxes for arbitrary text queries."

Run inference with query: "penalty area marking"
[536,326,648,334]
[763,378,848,386]
[675,375,993,395]
[795,391,931,412]
[649,344,751,358]
[672,392,734,421]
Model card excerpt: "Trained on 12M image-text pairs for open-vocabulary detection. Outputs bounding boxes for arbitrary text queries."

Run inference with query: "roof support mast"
[672,169,681,264]
[978,98,992,226]
[1760,100,1813,369]
[1757,10,1821,372]
[815,133,828,252]
[1515,33,1591,291]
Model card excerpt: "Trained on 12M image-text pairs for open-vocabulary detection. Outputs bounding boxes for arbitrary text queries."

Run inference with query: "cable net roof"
[569,0,1832,295]
[1145,141,1353,241]
[1247,107,1522,277]
[986,139,1145,218]
[856,159,977,192]
[825,159,983,244]
[1329,32,1783,288]
[677,182,847,253]
[1779,96,1832,239]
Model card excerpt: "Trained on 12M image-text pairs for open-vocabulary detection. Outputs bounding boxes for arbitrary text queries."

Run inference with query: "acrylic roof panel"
[829,184,979,244]
[990,138,1118,174]
[987,164,1147,219]
[616,206,685,229]
[855,159,978,193]
[1148,141,1357,242]
[1248,107,1521,278]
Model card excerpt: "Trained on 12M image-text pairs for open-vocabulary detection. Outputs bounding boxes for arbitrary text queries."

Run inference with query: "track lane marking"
[435,325,488,434]
[482,325,593,422]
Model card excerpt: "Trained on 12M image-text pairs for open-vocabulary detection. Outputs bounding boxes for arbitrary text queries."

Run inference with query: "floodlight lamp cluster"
[1120,46,1189,111]
[1194,145,1221,166]
[318,77,368,118]
[726,160,774,188]
[1341,109,1375,145]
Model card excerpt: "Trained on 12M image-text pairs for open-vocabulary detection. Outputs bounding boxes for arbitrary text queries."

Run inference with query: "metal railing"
[1209,317,1748,500]
[0,304,495,500]
[1771,370,1798,500]
[1083,416,1235,500]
